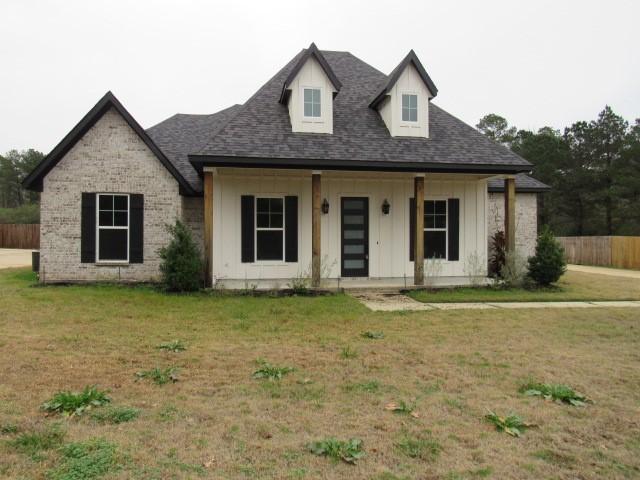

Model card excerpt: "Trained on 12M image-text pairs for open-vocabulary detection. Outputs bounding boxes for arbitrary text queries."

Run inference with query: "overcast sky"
[1,0,638,154]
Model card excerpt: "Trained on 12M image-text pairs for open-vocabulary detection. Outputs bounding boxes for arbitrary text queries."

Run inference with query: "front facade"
[24,44,548,287]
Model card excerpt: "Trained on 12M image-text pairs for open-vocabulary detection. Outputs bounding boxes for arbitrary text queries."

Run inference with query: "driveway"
[0,249,33,269]
[567,264,640,279]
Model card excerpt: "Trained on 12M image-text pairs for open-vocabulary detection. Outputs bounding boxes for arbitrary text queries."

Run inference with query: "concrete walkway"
[352,292,640,312]
[568,264,640,279]
[0,249,33,269]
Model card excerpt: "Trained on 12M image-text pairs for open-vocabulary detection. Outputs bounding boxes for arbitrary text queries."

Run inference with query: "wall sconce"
[321,198,330,214]
[381,199,391,215]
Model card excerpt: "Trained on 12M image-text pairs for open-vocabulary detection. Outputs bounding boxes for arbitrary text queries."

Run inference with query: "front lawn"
[408,270,640,303]
[1,268,639,479]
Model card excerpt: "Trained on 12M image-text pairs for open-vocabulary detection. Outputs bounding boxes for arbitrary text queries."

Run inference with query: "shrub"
[136,367,179,385]
[308,437,365,464]
[158,220,203,292]
[500,251,528,288]
[91,406,140,424]
[528,226,566,286]
[488,231,506,277]
[41,386,110,417]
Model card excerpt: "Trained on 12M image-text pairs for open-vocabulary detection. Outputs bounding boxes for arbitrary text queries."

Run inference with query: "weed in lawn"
[252,359,295,380]
[90,406,140,424]
[361,331,384,339]
[136,367,179,385]
[395,431,441,461]
[308,437,365,464]
[418,380,443,395]
[49,438,118,480]
[156,340,186,352]
[157,404,179,421]
[343,380,381,394]
[9,423,65,459]
[385,400,418,417]
[532,449,575,467]
[485,410,537,437]
[0,423,19,434]
[41,385,111,417]
[340,345,358,359]
[520,380,590,406]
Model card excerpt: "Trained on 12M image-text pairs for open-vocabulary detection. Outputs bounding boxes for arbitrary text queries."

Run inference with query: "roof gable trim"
[22,91,197,195]
[369,50,438,109]
[279,43,343,104]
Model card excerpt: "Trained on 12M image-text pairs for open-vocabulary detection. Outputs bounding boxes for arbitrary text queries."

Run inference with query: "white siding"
[211,170,489,285]
[287,57,336,134]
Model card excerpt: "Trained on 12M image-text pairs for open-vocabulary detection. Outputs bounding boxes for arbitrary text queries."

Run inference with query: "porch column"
[414,175,425,285]
[504,177,516,253]
[203,171,214,287]
[311,172,321,287]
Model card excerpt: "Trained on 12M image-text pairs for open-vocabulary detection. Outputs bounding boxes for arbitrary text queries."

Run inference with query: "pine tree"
[527,226,566,287]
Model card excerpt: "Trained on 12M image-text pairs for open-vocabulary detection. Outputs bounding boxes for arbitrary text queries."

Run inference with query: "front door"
[341,197,369,277]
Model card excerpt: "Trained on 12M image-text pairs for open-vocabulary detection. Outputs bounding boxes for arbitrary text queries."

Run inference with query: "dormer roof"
[369,50,438,109]
[278,42,342,104]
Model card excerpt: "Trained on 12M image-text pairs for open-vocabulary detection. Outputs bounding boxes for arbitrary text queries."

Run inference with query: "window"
[303,88,321,118]
[256,197,284,261]
[402,94,418,122]
[424,200,446,259]
[97,193,129,262]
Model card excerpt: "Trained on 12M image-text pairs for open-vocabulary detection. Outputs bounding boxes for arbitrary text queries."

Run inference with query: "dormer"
[279,43,342,134]
[369,50,438,138]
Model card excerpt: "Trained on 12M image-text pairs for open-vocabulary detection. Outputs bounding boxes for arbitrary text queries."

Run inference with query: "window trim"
[424,198,447,260]
[401,92,419,124]
[96,193,130,264]
[302,86,323,120]
[254,195,286,263]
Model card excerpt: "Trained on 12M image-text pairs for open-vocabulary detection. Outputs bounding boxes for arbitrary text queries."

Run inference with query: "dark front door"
[341,197,369,277]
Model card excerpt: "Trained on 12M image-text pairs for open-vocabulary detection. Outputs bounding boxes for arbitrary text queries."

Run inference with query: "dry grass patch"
[1,268,639,478]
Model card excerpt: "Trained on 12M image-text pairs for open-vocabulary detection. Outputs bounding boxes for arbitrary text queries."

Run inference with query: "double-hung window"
[402,94,418,122]
[256,197,284,261]
[97,193,129,262]
[424,200,447,259]
[303,88,321,118]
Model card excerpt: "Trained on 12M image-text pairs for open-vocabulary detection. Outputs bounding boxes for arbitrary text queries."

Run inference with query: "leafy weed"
[308,437,365,464]
[41,386,110,417]
[252,359,294,381]
[396,431,441,461]
[156,340,187,352]
[520,381,590,406]
[136,367,179,385]
[361,331,384,339]
[90,406,140,424]
[485,410,537,437]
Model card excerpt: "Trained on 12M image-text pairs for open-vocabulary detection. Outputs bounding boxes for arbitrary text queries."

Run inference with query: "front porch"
[201,168,517,289]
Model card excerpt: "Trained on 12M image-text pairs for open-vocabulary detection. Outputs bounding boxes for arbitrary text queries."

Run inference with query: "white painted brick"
[487,192,538,259]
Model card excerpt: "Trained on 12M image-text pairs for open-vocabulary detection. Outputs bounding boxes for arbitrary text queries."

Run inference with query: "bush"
[158,220,203,292]
[527,226,566,286]
[500,251,528,288]
[488,231,506,277]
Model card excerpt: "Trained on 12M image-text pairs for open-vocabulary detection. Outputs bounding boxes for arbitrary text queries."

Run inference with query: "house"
[23,44,549,288]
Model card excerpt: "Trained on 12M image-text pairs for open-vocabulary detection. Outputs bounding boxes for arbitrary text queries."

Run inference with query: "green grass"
[90,406,140,424]
[136,367,178,385]
[407,271,640,303]
[9,424,65,459]
[308,437,365,464]
[395,431,441,461]
[156,340,187,352]
[49,438,118,480]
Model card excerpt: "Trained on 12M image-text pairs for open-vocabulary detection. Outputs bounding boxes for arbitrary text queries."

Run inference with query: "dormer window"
[303,88,322,118]
[401,94,418,122]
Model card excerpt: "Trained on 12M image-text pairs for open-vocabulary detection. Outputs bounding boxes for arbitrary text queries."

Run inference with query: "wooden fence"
[557,236,640,270]
[0,224,40,249]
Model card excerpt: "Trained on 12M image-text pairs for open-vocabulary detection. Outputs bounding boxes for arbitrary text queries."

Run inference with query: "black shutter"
[409,198,415,261]
[129,194,144,263]
[241,195,255,263]
[285,196,298,262]
[448,198,460,261]
[81,193,96,263]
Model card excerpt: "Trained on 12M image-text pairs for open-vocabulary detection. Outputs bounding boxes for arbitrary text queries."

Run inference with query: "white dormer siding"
[287,56,336,134]
[379,64,432,138]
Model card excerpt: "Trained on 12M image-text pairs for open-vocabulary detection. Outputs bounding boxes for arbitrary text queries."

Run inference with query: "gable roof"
[190,50,531,174]
[488,174,550,193]
[23,91,198,195]
[146,104,242,193]
[369,49,438,108]
[279,43,342,104]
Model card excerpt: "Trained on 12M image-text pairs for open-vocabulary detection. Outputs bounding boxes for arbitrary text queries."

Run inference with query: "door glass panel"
[344,259,364,269]
[344,244,364,254]
[344,215,364,224]
[343,230,364,239]
[343,200,364,209]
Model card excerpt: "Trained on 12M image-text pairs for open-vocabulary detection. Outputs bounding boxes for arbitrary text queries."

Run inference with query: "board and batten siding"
[210,169,488,284]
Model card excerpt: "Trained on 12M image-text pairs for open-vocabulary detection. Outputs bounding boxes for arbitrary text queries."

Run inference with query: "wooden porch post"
[504,177,516,253]
[414,175,425,285]
[311,172,321,287]
[203,171,213,288]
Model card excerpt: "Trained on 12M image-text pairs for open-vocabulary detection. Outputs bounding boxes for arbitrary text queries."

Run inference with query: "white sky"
[1,0,638,154]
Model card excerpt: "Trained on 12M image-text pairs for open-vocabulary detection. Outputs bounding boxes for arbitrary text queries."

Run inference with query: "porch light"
[381,199,390,215]
[321,198,329,214]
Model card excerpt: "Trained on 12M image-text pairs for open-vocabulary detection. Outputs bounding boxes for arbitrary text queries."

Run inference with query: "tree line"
[477,107,640,236]
[0,149,43,223]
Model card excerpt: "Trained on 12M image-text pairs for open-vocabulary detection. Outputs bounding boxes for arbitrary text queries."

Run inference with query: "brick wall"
[487,192,538,259]
[40,107,188,283]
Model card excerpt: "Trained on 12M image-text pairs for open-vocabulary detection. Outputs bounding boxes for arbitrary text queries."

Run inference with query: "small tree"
[158,221,203,292]
[527,226,566,287]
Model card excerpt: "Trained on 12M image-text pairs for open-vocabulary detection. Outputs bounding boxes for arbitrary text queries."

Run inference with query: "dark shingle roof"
[146,104,241,192]
[488,174,550,193]
[191,50,532,173]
